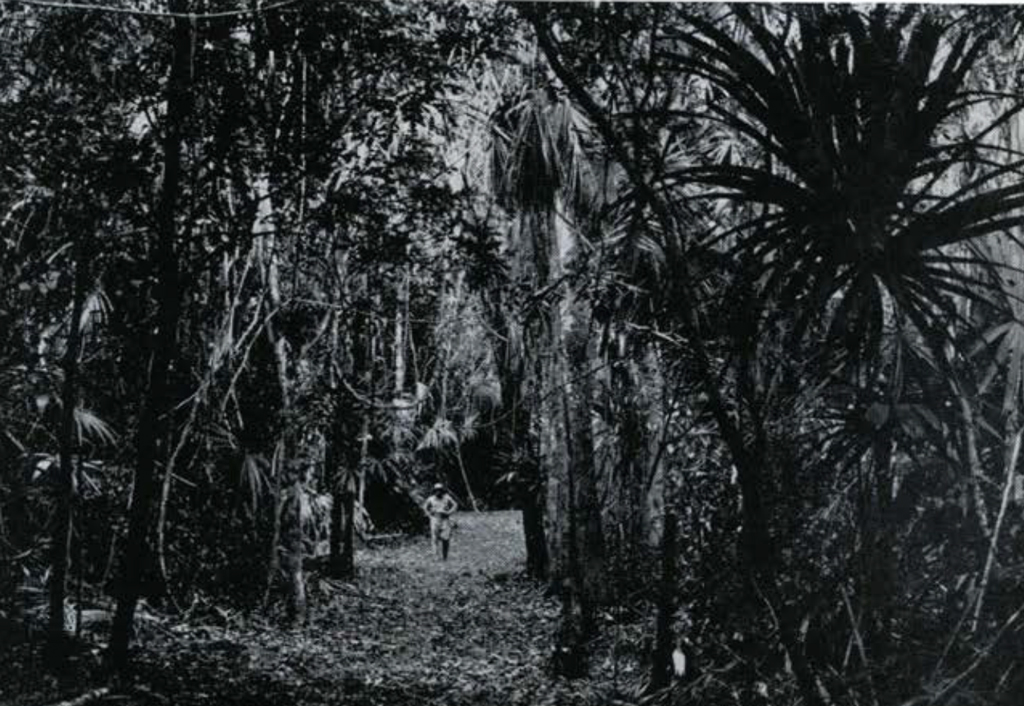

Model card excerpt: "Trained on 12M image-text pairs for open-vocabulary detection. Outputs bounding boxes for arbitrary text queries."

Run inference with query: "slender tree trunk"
[261,229,305,625]
[517,365,548,580]
[155,392,200,603]
[648,508,677,692]
[511,380,548,578]
[394,266,408,396]
[280,471,306,625]
[46,234,89,667]
[613,358,643,554]
[518,395,548,579]
[263,442,284,607]
[108,4,192,670]
[328,385,358,579]
[864,433,896,665]
[454,443,479,511]
[511,379,548,580]
[335,488,356,577]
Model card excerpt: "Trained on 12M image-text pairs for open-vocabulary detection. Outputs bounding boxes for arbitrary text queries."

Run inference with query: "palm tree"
[488,77,609,668]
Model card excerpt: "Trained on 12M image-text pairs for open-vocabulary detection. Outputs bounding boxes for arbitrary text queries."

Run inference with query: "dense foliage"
[3,3,1024,706]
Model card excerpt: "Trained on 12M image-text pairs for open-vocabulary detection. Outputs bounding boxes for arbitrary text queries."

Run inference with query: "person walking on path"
[423,483,458,560]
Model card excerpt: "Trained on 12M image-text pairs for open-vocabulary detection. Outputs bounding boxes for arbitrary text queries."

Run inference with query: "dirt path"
[6,512,638,706]
[123,513,581,705]
[288,511,562,703]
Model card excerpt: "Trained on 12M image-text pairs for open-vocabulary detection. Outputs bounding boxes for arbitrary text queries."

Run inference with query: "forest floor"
[3,512,651,706]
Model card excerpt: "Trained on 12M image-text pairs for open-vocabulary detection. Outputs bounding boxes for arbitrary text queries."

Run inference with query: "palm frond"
[78,283,111,336]
[239,453,270,515]
[659,5,1021,370]
[73,406,117,446]
[417,417,459,451]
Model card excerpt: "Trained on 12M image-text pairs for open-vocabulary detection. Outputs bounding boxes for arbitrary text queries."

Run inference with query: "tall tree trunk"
[279,471,306,625]
[532,207,606,608]
[331,305,374,576]
[330,484,356,578]
[521,477,548,579]
[539,205,605,670]
[454,443,479,512]
[328,363,359,579]
[537,208,569,589]
[46,233,88,667]
[563,302,605,629]
[260,219,305,625]
[394,265,408,396]
[541,319,569,588]
[263,441,284,608]
[648,508,677,692]
[610,348,661,598]
[481,286,547,579]
[154,391,200,604]
[612,356,643,554]
[108,3,192,670]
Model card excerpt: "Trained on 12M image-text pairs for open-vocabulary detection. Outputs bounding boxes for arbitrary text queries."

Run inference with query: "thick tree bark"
[46,234,88,667]
[107,3,192,670]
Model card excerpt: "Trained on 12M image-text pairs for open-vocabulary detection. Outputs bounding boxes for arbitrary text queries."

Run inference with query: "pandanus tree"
[662,11,1024,678]
[527,3,1024,702]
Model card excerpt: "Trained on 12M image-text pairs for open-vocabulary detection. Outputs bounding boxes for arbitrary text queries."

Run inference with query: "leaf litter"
[4,511,652,706]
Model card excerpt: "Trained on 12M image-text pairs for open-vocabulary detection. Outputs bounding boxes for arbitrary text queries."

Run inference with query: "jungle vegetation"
[2,2,1024,705]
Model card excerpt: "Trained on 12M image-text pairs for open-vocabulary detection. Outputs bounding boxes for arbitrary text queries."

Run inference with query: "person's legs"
[430,518,441,558]
[439,517,452,560]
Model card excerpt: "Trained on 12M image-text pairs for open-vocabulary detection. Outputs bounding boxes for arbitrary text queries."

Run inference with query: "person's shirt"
[424,493,457,518]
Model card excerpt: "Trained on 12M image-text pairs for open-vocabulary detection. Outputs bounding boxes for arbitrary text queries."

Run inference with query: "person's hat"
[432,483,444,491]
